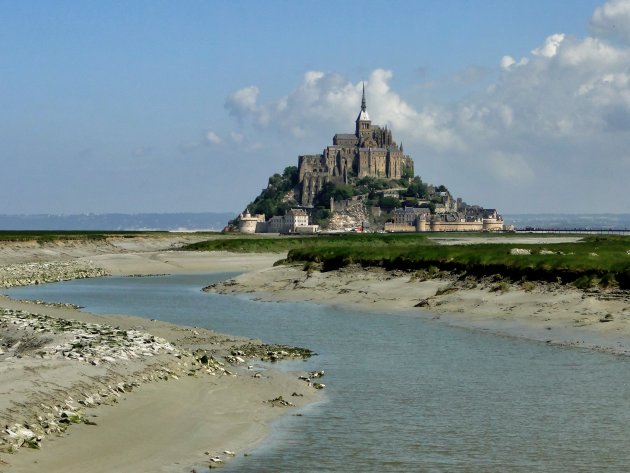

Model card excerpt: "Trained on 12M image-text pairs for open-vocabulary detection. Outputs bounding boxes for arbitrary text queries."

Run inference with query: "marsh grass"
[186,233,630,288]
[0,230,160,242]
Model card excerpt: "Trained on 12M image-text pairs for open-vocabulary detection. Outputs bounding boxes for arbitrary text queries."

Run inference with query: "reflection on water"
[7,274,630,472]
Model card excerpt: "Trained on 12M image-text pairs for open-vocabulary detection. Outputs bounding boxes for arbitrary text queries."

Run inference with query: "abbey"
[298,85,414,206]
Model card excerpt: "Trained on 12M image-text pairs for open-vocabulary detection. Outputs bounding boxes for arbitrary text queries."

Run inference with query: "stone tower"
[355,82,371,141]
[297,82,414,206]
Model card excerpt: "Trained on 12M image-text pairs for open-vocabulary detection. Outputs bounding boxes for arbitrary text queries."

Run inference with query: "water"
[6,274,630,472]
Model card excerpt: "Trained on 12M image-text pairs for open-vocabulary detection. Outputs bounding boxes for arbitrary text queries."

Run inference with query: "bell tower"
[355,82,371,141]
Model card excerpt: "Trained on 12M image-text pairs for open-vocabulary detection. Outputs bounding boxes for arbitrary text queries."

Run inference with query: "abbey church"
[298,85,414,206]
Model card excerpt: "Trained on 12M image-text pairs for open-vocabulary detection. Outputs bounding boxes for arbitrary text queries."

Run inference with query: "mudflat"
[0,235,319,473]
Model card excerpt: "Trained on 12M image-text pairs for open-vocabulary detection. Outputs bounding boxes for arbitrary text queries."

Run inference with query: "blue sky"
[2,0,628,214]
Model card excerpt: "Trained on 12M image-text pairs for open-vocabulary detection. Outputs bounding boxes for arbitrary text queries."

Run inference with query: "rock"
[510,248,531,255]
[414,299,432,307]
[267,396,295,407]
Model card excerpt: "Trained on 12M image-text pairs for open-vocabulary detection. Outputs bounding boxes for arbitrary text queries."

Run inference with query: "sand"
[207,263,630,356]
[0,236,319,473]
[2,233,629,472]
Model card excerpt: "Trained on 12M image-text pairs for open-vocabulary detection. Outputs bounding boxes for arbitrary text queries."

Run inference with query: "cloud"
[591,0,630,42]
[205,130,222,145]
[532,33,565,57]
[220,0,630,212]
[223,69,463,150]
[225,85,261,122]
[500,55,528,71]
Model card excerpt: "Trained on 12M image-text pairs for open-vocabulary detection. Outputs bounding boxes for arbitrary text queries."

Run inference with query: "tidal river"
[6,273,630,472]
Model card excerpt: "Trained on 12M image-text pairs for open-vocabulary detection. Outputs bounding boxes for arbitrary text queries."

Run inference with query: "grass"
[185,233,630,288]
[0,230,164,242]
[181,232,434,254]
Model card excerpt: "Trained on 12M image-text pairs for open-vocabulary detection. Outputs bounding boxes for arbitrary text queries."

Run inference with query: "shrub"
[573,275,595,289]
[491,281,510,293]
[520,281,536,292]
[599,272,617,289]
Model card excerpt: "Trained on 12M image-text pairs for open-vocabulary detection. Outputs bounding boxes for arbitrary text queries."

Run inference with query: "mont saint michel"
[236,86,506,234]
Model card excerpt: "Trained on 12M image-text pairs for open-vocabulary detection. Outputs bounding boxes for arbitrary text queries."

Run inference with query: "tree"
[402,164,414,180]
[419,202,436,213]
[282,166,299,187]
[405,177,428,199]
[316,182,354,206]
[378,196,401,210]
[247,167,300,217]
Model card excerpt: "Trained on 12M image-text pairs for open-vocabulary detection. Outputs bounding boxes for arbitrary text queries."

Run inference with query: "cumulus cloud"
[224,69,463,150]
[591,0,630,42]
[532,33,565,57]
[205,130,222,145]
[500,55,528,71]
[225,85,262,124]
[220,0,630,211]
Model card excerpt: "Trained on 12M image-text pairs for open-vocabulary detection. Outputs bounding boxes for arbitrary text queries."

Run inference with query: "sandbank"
[207,263,630,356]
[0,236,318,473]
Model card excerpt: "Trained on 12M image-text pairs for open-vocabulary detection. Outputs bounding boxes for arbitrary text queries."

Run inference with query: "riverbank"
[0,235,319,473]
[206,263,630,356]
[3,233,630,470]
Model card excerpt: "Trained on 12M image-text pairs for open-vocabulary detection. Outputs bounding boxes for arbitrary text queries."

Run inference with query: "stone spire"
[361,81,367,112]
[356,81,370,135]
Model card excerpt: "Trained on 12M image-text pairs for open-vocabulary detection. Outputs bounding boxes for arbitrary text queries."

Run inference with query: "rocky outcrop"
[0,260,108,288]
[327,200,371,231]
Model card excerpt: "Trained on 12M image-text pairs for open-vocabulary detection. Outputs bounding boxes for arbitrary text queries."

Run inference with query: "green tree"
[247,166,300,217]
[316,182,354,206]
[405,177,428,199]
[378,196,401,210]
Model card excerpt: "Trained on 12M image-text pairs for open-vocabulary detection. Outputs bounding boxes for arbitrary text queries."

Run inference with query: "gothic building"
[298,85,414,206]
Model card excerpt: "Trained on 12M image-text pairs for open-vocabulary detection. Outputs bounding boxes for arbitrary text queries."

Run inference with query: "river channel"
[6,273,630,472]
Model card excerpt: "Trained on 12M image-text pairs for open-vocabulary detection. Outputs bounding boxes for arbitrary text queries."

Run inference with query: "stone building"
[298,85,414,206]
[237,211,266,234]
[240,208,318,234]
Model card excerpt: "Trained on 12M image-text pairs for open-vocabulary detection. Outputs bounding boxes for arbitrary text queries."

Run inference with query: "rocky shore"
[0,236,317,473]
[0,261,108,288]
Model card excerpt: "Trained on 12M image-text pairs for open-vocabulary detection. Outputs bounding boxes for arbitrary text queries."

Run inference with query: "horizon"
[2,1,629,214]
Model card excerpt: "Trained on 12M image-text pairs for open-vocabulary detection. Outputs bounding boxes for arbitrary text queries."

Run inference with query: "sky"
[2,0,629,215]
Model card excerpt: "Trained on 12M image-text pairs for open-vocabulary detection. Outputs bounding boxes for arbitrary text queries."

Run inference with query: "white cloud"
[223,69,463,150]
[532,33,565,57]
[221,0,630,212]
[205,130,222,145]
[225,85,260,122]
[500,55,528,71]
[591,0,630,42]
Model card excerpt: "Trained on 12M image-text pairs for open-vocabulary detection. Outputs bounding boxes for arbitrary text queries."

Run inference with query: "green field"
[184,233,630,289]
[0,230,181,243]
